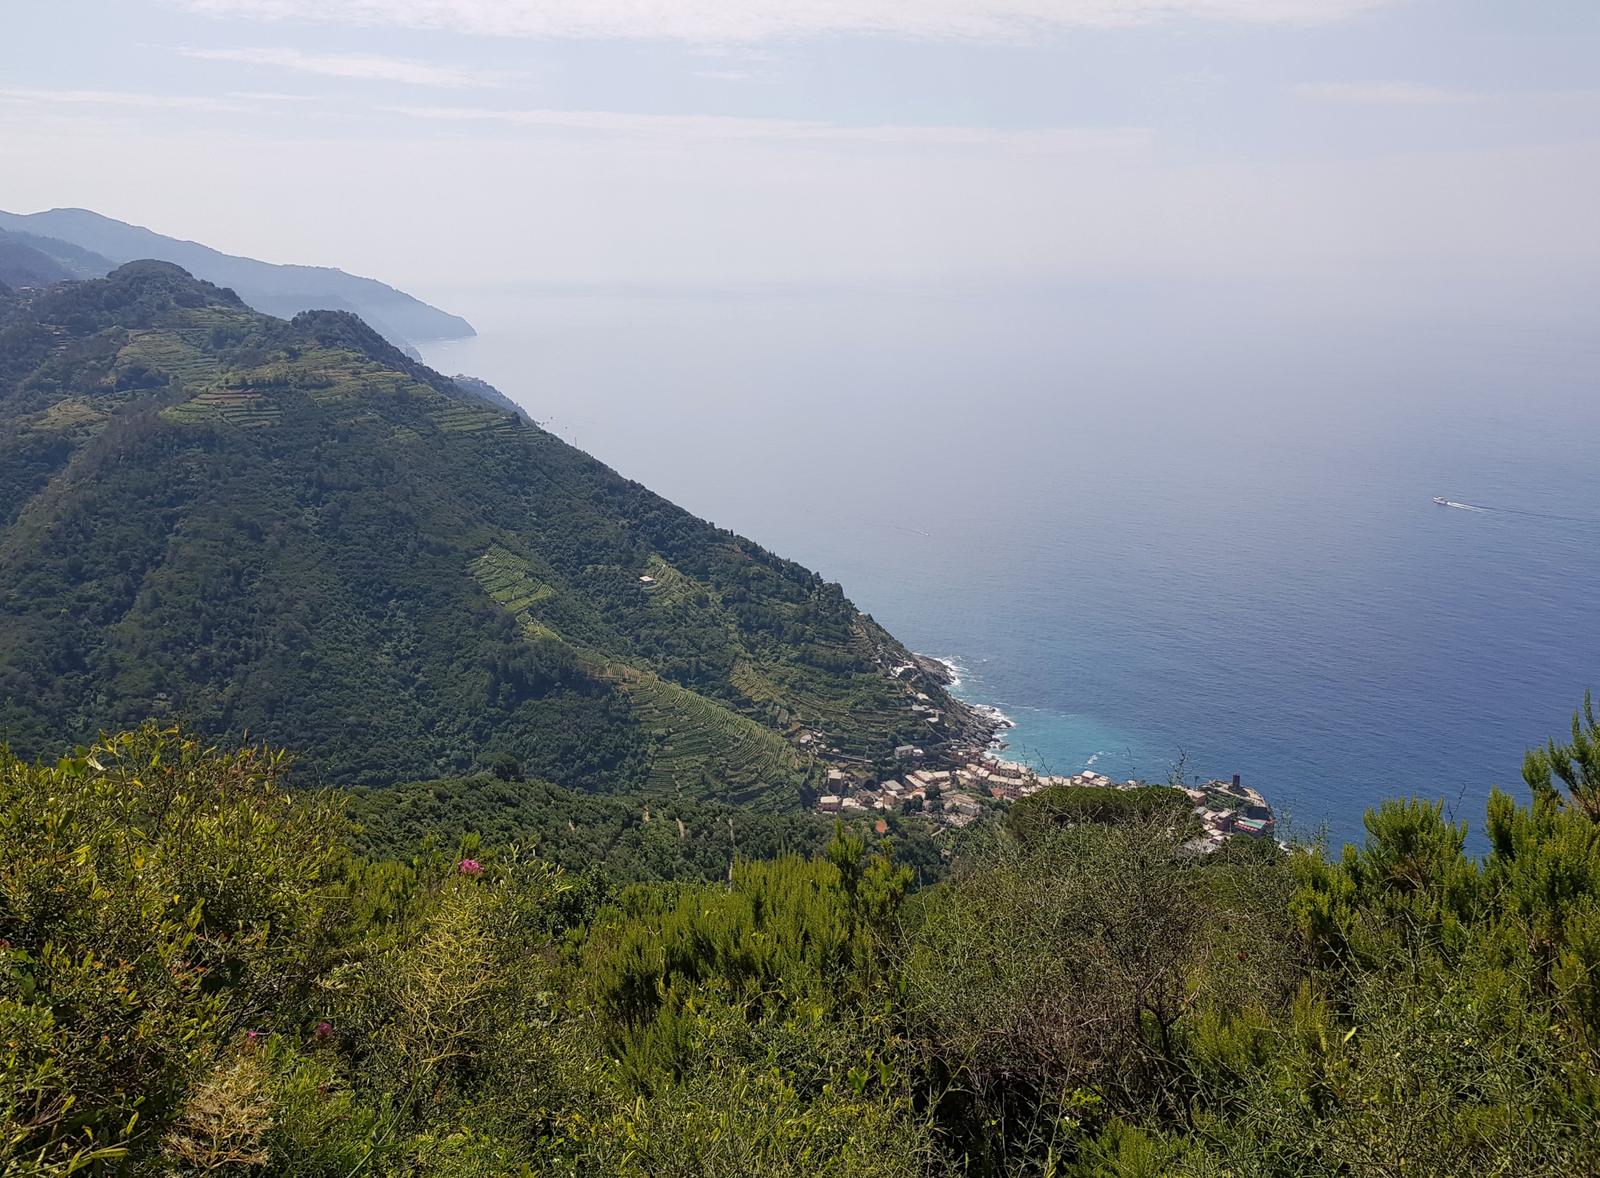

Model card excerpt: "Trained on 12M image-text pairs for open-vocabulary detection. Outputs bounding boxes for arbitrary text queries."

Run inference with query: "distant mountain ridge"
[0,208,473,347]
[0,226,116,281]
[0,261,982,801]
[0,235,76,288]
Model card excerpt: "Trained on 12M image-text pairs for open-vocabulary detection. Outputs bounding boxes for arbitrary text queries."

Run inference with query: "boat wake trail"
[1434,496,1600,524]
[856,519,933,538]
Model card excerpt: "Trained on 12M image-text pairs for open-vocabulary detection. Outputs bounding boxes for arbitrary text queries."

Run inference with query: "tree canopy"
[3,704,1598,1175]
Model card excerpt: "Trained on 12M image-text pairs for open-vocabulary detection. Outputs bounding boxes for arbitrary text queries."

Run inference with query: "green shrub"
[0,724,345,1170]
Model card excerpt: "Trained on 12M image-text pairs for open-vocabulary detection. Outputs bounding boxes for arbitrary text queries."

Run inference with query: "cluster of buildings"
[1181,776,1277,849]
[816,765,985,827]
[814,758,1150,830]
[972,759,1136,800]
[815,754,1278,849]
[818,653,1280,843]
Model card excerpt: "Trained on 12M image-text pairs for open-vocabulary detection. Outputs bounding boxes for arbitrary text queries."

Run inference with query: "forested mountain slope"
[0,262,973,803]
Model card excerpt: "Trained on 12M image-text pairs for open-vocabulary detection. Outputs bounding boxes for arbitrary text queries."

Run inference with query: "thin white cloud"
[1295,81,1482,106]
[227,90,321,101]
[378,103,1155,152]
[173,46,507,88]
[173,0,1402,43]
[1296,81,1600,108]
[0,87,253,113]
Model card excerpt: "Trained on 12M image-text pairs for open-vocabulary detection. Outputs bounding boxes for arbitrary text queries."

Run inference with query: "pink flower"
[458,858,483,876]
[315,1021,333,1040]
[244,1030,262,1044]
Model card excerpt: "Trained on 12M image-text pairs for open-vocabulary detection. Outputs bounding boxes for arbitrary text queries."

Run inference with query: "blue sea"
[420,283,1600,849]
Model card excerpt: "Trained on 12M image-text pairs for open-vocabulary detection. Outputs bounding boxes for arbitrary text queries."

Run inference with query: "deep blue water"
[420,284,1600,848]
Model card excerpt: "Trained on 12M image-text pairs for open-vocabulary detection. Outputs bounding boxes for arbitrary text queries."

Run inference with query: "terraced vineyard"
[639,557,700,607]
[612,666,811,808]
[474,547,809,806]
[214,348,517,435]
[163,389,280,429]
[431,398,517,435]
[226,354,405,405]
[732,659,913,759]
[471,545,555,616]
[117,329,224,390]
[33,399,106,431]
[473,539,937,781]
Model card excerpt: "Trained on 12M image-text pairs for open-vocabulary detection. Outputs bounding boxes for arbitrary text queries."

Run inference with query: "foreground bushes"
[2,711,1599,1175]
[0,729,345,1174]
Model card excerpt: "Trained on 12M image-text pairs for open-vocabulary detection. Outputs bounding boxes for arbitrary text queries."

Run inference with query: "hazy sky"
[3,0,1597,309]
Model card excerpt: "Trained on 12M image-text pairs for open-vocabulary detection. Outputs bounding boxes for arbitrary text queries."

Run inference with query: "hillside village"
[816,751,1277,849]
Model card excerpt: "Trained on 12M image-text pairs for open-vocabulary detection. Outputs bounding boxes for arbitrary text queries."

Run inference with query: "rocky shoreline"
[910,653,1015,759]
[865,653,1278,848]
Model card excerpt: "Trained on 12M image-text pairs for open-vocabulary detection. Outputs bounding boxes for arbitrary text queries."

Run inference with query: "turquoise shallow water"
[423,284,1600,848]
[938,664,1152,785]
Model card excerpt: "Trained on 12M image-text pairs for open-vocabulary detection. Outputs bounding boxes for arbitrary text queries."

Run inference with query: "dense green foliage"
[346,769,946,884]
[4,704,1598,1175]
[1006,782,1198,844]
[0,264,974,806]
